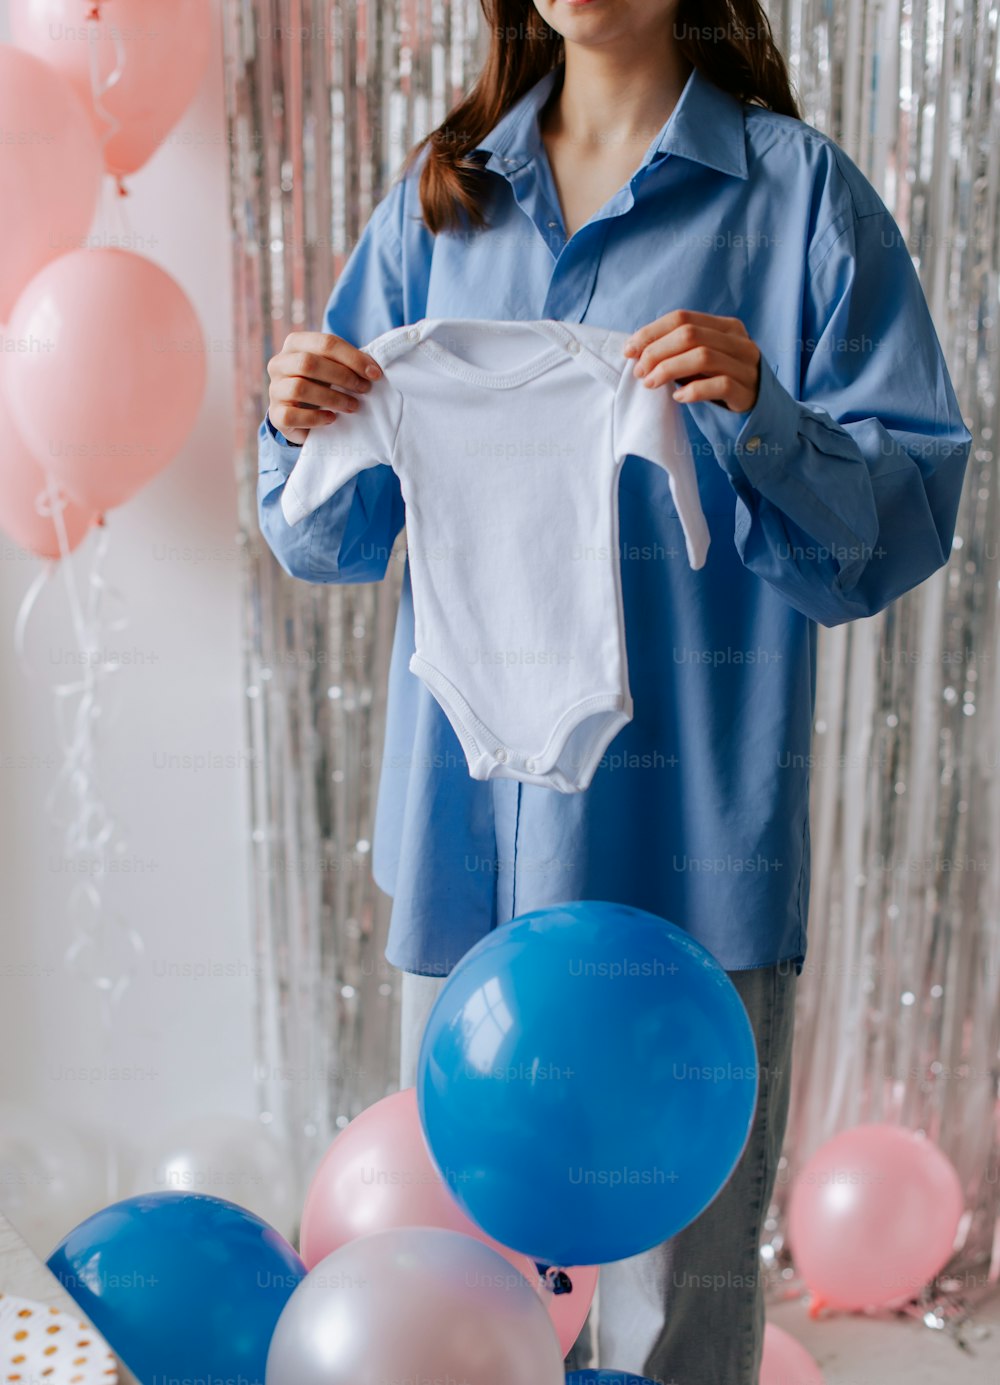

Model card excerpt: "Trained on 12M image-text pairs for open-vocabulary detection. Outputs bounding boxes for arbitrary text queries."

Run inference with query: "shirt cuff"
[265,410,303,451]
[682,355,798,490]
[260,410,303,480]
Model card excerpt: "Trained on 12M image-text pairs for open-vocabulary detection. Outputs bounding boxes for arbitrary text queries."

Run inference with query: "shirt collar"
[470,60,749,181]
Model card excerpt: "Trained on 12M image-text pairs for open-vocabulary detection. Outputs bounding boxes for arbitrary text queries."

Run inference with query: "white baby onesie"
[280,317,710,793]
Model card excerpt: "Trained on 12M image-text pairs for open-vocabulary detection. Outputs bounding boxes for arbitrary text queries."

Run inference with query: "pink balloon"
[788,1123,964,1312]
[0,45,103,321]
[760,1323,824,1385]
[10,0,213,178]
[300,1088,598,1358]
[2,249,206,512]
[0,375,97,558]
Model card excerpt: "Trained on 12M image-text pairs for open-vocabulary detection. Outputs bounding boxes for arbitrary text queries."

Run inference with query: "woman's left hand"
[623,308,761,413]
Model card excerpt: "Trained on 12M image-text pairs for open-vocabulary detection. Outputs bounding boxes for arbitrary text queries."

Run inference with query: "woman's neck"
[541,45,693,152]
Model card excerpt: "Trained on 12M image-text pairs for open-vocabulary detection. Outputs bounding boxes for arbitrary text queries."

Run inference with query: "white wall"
[0,2,260,1241]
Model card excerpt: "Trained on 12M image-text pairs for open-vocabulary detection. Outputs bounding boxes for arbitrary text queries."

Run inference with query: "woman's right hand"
[266,331,383,445]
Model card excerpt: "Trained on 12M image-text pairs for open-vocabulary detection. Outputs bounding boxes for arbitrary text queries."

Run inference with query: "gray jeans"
[399,960,797,1385]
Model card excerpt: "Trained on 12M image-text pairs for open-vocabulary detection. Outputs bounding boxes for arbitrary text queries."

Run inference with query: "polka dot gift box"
[0,1293,117,1384]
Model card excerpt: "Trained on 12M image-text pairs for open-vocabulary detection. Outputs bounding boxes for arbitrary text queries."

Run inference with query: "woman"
[258,1,972,1379]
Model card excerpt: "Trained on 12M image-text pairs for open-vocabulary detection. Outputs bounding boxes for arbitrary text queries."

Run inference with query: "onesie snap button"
[566,339,581,354]
[406,327,420,341]
[495,747,508,763]
[525,758,536,773]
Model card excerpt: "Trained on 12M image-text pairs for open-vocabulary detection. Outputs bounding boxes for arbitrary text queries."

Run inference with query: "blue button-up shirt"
[258,61,972,977]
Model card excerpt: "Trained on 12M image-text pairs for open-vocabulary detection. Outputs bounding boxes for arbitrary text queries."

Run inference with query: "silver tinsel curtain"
[221,0,486,1208]
[762,0,1000,1316]
[221,0,1000,1300]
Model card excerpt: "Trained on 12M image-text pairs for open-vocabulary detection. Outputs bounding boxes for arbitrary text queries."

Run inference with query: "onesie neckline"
[413,318,576,389]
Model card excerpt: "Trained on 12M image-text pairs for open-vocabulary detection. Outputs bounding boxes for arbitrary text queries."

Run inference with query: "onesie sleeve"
[612,364,711,569]
[256,166,420,583]
[279,374,403,526]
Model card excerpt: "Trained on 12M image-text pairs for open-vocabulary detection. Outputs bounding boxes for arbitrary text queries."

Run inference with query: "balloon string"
[16,484,126,684]
[84,4,132,226]
[19,486,124,869]
[12,479,143,1033]
[23,484,140,1207]
[85,4,125,158]
[99,988,121,1206]
[807,1293,828,1319]
[12,560,57,680]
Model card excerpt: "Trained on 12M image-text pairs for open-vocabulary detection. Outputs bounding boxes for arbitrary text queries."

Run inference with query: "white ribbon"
[14,480,144,1025]
[85,2,126,154]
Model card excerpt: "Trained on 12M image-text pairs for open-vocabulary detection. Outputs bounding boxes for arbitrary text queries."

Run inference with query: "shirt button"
[495,748,508,763]
[744,434,762,451]
[406,327,420,341]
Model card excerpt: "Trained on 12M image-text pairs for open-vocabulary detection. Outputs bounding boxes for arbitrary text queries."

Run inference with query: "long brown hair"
[400,0,801,234]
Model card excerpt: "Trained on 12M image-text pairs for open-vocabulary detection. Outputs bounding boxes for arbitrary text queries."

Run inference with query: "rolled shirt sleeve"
[257,176,411,584]
[685,167,973,628]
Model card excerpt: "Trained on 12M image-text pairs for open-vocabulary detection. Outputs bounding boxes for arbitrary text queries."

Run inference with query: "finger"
[634,322,758,375]
[272,377,365,414]
[623,310,749,356]
[275,350,377,395]
[278,331,382,389]
[314,331,384,381]
[670,373,754,411]
[637,343,758,394]
[270,403,340,437]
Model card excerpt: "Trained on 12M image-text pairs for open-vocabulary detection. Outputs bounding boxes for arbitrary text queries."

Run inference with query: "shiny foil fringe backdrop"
[221,0,488,1213]
[222,0,1000,1295]
[762,0,1000,1320]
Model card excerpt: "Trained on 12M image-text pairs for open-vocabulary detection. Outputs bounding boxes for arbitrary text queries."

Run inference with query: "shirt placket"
[499,156,640,323]
[485,157,651,928]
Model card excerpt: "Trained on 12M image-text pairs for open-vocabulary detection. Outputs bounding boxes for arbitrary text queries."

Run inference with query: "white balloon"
[127,1113,297,1239]
[266,1226,565,1385]
[0,1103,107,1259]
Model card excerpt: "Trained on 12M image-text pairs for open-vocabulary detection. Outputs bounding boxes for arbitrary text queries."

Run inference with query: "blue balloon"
[565,1373,659,1385]
[417,900,758,1265]
[566,1374,657,1384]
[47,1192,306,1384]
